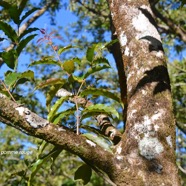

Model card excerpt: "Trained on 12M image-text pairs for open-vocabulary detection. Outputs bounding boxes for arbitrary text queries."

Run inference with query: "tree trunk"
[107,0,180,185]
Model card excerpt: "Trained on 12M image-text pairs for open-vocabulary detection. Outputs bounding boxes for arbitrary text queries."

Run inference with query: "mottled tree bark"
[107,0,180,185]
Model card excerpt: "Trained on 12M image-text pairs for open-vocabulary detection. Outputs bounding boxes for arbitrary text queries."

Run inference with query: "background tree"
[0,0,185,185]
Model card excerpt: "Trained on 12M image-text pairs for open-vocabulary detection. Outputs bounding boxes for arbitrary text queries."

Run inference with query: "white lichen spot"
[15,106,26,116]
[166,136,173,148]
[116,155,123,160]
[154,124,160,131]
[139,136,164,160]
[128,109,137,120]
[119,31,127,47]
[86,139,96,147]
[116,144,122,154]
[141,89,147,95]
[132,5,161,41]
[56,88,72,97]
[58,127,66,132]
[156,51,164,58]
[124,46,130,56]
[0,93,6,98]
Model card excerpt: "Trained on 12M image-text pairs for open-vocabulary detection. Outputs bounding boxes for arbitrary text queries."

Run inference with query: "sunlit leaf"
[68,75,84,83]
[52,107,76,124]
[92,57,110,66]
[80,87,121,104]
[47,96,70,122]
[74,164,92,185]
[29,56,62,67]
[81,104,119,120]
[63,60,75,74]
[35,78,65,89]
[86,44,96,62]
[84,65,110,79]
[4,71,20,87]
[46,85,63,110]
[0,49,18,69]
[58,45,77,55]
[29,148,62,183]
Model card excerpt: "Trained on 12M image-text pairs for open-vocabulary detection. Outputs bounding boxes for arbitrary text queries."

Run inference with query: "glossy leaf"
[74,164,92,185]
[1,49,18,69]
[35,78,65,89]
[47,96,70,122]
[46,84,63,110]
[63,60,75,74]
[29,56,62,67]
[86,44,96,62]
[4,70,34,87]
[81,104,119,119]
[68,75,84,83]
[29,148,62,183]
[0,21,18,43]
[17,34,37,55]
[4,71,20,87]
[92,57,110,66]
[58,45,77,55]
[84,65,110,79]
[52,107,76,124]
[80,87,121,104]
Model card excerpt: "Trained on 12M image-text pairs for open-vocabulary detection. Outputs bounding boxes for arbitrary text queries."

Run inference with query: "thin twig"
[0,80,16,102]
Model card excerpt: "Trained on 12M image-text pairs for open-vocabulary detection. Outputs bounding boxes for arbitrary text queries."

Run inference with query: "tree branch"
[151,5,186,42]
[0,97,115,175]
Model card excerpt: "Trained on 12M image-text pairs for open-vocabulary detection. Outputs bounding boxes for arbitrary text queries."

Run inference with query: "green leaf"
[92,57,110,66]
[4,70,34,87]
[74,164,92,185]
[29,56,62,67]
[19,27,39,40]
[84,65,110,79]
[63,60,75,74]
[82,133,112,153]
[46,84,63,111]
[81,104,119,120]
[18,0,28,15]
[0,21,18,43]
[80,88,121,104]
[103,39,118,49]
[1,49,18,69]
[8,5,20,24]
[35,78,66,89]
[0,1,11,9]
[52,107,76,124]
[4,71,21,87]
[47,96,70,122]
[17,34,37,55]
[86,44,96,62]
[58,45,77,55]
[29,148,62,183]
[68,75,84,83]
[20,7,39,25]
